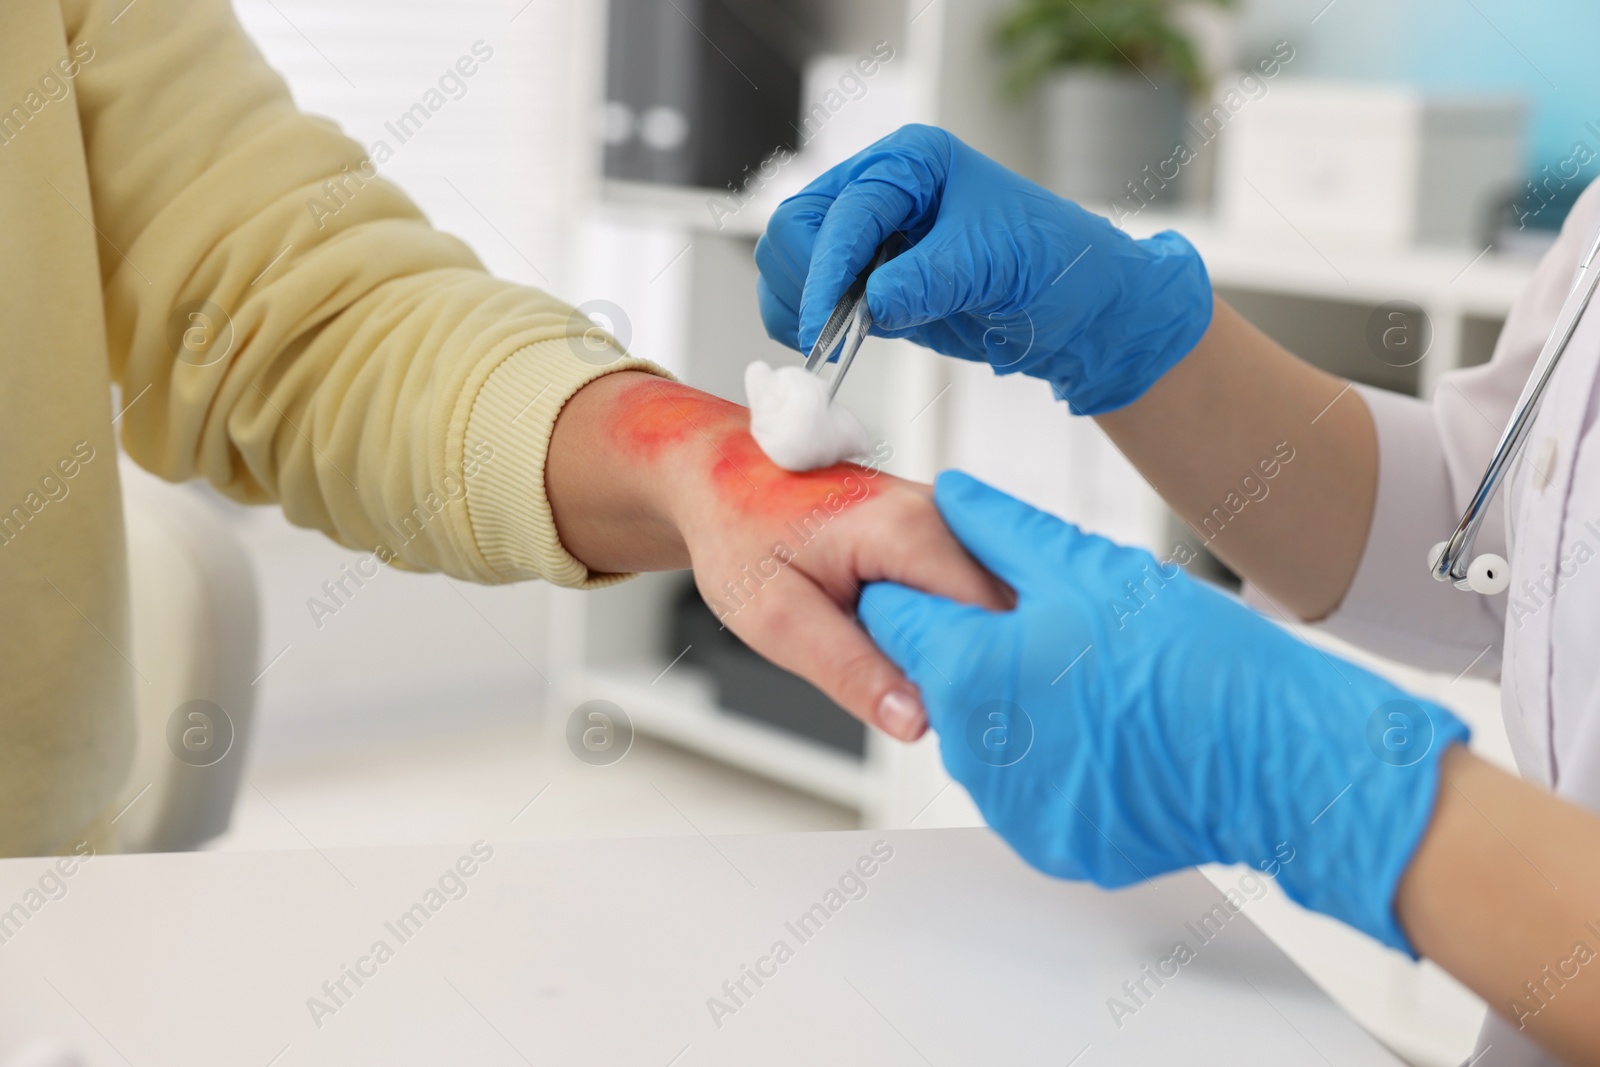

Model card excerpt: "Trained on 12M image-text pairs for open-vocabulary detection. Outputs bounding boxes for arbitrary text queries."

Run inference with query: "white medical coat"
[1322,179,1600,1067]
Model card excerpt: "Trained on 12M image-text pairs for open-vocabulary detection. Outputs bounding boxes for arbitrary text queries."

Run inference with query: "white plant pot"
[1040,68,1187,212]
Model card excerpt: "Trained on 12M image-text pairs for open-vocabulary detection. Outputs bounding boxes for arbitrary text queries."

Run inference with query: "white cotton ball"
[744,361,872,472]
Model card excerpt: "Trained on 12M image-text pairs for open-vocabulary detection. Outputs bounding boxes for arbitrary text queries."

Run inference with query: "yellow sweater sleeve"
[65,0,669,587]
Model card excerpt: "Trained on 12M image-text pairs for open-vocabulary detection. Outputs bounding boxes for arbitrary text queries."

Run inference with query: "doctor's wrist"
[1262,696,1469,958]
[1048,230,1215,415]
[1394,746,1600,1059]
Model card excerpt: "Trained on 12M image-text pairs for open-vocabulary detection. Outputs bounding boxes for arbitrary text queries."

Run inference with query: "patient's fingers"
[713,568,928,742]
[825,482,1014,613]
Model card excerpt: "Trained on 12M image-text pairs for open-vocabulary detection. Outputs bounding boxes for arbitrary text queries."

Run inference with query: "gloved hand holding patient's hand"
[756,125,1213,414]
[859,472,1468,953]
[675,446,1012,743]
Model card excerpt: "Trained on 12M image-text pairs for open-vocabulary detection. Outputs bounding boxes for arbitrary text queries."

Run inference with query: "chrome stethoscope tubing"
[1430,228,1600,594]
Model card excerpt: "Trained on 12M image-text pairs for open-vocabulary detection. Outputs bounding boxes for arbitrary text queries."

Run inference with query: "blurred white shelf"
[1124,210,1538,318]
[600,176,1540,325]
[573,661,872,811]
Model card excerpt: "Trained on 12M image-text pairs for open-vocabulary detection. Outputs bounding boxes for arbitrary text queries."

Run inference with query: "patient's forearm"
[1398,748,1600,1066]
[1095,299,1377,620]
[544,370,704,574]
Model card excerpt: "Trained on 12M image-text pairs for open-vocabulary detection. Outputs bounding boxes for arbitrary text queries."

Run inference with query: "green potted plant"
[998,0,1232,210]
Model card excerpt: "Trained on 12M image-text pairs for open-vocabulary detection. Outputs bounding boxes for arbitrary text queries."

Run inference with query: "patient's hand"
[547,372,1009,740]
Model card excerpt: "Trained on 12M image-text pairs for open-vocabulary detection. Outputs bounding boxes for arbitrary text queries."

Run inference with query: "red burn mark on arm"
[704,430,876,520]
[608,378,876,520]
[608,378,744,458]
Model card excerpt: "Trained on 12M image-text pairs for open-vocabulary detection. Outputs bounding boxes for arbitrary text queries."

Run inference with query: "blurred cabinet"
[1216,83,1525,250]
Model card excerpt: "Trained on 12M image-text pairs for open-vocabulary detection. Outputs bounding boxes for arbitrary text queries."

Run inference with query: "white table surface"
[0,828,1401,1066]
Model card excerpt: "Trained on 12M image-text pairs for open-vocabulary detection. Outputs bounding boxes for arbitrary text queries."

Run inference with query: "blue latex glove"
[859,472,1469,954]
[754,125,1213,414]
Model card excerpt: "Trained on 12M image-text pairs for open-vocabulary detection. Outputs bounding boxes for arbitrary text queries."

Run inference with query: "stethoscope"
[1430,228,1600,594]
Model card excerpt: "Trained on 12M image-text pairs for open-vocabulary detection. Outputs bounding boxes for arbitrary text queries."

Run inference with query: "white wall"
[214,0,599,759]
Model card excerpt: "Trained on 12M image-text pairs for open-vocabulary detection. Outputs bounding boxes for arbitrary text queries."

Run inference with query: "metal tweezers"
[803,243,893,400]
